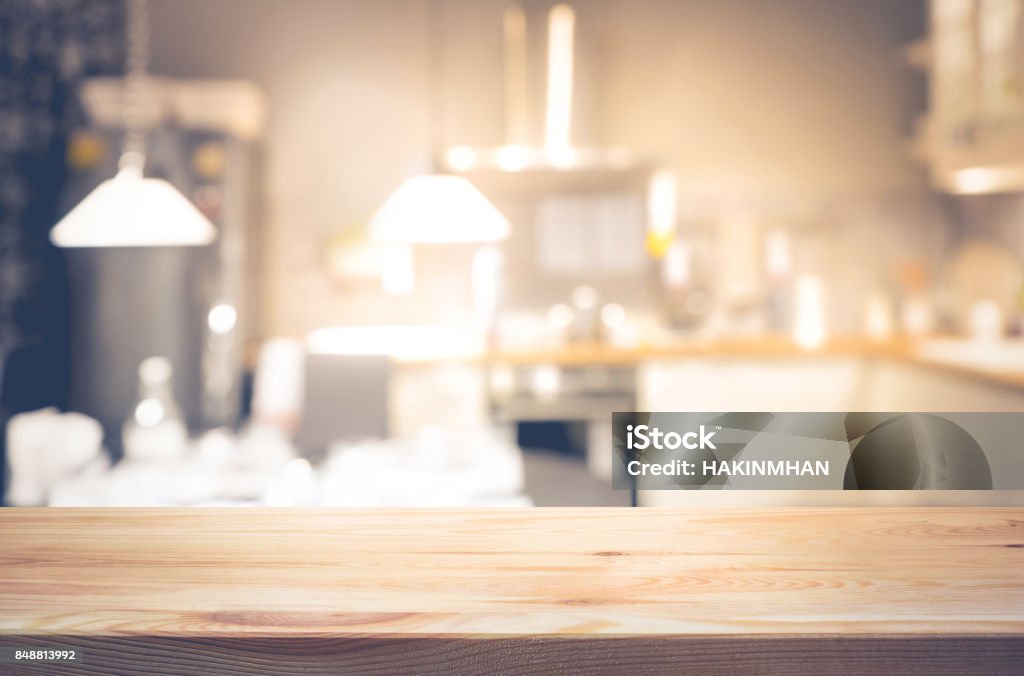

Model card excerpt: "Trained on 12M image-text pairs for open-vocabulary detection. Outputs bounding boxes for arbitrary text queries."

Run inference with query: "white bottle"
[122,356,188,463]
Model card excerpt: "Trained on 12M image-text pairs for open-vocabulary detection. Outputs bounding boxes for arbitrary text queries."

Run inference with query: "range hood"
[437,3,677,263]
[440,3,644,174]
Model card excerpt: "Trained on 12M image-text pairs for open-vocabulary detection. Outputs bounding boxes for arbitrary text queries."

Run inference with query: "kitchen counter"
[477,336,1024,392]
[2,508,1023,674]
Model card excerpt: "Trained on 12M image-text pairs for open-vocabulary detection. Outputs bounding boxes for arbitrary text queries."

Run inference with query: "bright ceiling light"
[51,0,215,248]
[370,174,509,243]
[51,164,215,247]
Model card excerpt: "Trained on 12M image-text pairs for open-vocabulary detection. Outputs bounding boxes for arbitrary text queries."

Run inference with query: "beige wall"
[150,0,928,338]
[596,0,927,211]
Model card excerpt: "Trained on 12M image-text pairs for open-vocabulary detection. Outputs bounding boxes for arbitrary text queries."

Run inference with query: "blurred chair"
[294,353,390,455]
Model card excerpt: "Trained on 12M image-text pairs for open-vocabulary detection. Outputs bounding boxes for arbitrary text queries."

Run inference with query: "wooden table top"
[3,507,1023,639]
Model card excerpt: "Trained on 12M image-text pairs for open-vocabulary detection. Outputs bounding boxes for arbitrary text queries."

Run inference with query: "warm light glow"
[547,303,573,329]
[496,144,530,172]
[532,364,561,400]
[570,285,597,311]
[952,168,1001,194]
[545,4,575,160]
[445,145,477,172]
[794,275,827,349]
[662,240,691,288]
[764,229,792,279]
[370,175,509,243]
[207,303,237,334]
[600,303,626,328]
[50,166,216,247]
[949,166,1024,194]
[546,147,576,170]
[646,169,677,258]
[134,397,165,427]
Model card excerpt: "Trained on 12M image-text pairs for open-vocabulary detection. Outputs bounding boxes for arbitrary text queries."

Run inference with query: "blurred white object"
[496,145,530,172]
[380,244,415,295]
[50,425,297,506]
[123,356,188,463]
[471,245,504,333]
[794,275,827,349]
[662,240,691,289]
[570,285,598,311]
[600,303,626,329]
[901,295,935,337]
[251,338,305,430]
[51,457,219,507]
[600,302,632,345]
[6,408,106,506]
[547,303,573,332]
[764,229,792,280]
[445,145,477,171]
[532,364,561,400]
[263,458,317,507]
[544,4,575,162]
[320,427,525,507]
[196,427,236,468]
[236,423,296,471]
[647,170,677,243]
[969,299,1004,342]
[864,292,894,341]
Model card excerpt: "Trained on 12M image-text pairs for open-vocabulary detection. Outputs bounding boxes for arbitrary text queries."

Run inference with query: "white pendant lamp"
[369,175,509,243]
[50,0,215,248]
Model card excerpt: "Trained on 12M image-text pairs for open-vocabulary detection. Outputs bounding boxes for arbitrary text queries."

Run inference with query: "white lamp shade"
[50,167,216,247]
[370,175,509,243]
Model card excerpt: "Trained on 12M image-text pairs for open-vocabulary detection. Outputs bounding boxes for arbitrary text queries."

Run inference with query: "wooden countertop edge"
[395,338,1024,391]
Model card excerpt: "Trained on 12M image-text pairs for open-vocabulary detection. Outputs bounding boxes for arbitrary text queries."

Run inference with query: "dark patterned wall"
[0,1,125,501]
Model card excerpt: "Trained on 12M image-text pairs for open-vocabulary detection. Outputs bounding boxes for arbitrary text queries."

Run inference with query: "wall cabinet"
[919,0,1024,192]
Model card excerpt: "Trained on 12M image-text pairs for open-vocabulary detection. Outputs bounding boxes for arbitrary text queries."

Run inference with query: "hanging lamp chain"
[120,0,150,172]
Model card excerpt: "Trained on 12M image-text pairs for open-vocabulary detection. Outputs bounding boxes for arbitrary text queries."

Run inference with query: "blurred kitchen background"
[3,0,1024,507]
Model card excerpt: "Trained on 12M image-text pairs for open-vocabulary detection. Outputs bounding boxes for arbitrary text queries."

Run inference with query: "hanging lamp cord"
[120,0,150,173]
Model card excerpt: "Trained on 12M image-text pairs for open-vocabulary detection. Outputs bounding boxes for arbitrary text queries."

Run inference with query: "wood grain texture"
[1,508,1023,674]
